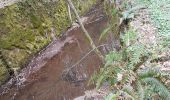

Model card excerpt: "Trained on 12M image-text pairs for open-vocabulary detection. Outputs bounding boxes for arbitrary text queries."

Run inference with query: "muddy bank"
[0,4,113,100]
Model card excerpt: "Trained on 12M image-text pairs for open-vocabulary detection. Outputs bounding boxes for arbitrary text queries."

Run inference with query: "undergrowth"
[136,0,170,49]
[90,1,170,99]
[91,28,170,100]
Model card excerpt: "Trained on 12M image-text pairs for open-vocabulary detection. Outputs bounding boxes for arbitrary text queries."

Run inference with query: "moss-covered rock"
[0,0,97,85]
[1,49,28,69]
[0,59,9,85]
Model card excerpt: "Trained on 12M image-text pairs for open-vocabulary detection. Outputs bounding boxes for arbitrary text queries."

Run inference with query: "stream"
[0,3,114,100]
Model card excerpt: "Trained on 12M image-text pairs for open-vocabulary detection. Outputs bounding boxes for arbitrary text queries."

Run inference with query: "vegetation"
[0,0,170,99]
[90,0,170,99]
[92,28,170,99]
[0,0,96,85]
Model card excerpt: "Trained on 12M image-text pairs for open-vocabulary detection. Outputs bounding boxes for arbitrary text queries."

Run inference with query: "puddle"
[0,3,114,100]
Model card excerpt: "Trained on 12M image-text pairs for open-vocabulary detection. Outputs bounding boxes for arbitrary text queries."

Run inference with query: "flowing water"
[0,3,114,100]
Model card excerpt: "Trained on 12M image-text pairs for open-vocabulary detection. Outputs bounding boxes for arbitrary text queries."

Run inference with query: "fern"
[142,77,170,100]
[160,34,170,49]
[93,9,170,99]
[121,29,137,46]
[99,25,111,41]
[122,85,137,99]
[105,51,122,66]
[104,93,117,100]
[137,81,144,100]
[121,29,148,71]
[95,68,107,89]
[138,67,170,80]
[119,90,135,100]
[122,5,145,20]
[126,44,148,70]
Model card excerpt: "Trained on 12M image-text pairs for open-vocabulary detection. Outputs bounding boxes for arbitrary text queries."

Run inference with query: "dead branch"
[66,0,104,61]
[67,3,73,23]
[62,44,108,78]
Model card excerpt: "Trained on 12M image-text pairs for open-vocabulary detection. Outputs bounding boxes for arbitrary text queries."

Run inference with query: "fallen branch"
[67,3,73,23]
[62,44,108,78]
[66,0,104,61]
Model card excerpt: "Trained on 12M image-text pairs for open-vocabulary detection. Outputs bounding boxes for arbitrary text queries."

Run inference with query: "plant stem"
[67,3,73,23]
[66,0,104,61]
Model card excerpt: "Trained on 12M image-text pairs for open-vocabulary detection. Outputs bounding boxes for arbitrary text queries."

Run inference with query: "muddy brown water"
[0,4,113,100]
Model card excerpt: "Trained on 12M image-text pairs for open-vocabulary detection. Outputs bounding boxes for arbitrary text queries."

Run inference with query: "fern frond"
[96,68,107,89]
[89,71,98,85]
[138,67,170,79]
[142,77,170,100]
[105,51,122,66]
[122,85,137,99]
[160,34,170,48]
[126,44,147,70]
[120,90,136,100]
[99,25,111,41]
[138,67,160,79]
[137,81,144,100]
[122,5,145,20]
[104,93,117,100]
[121,29,137,46]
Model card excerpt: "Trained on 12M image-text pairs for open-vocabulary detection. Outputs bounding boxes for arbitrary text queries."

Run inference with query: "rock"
[74,90,104,100]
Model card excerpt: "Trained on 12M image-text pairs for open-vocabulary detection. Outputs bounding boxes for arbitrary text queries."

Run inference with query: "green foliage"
[126,44,149,70]
[142,77,170,100]
[160,34,170,50]
[137,0,170,35]
[135,0,170,64]
[136,81,144,100]
[92,64,123,89]
[104,93,117,100]
[99,26,111,41]
[138,67,170,79]
[105,51,122,66]
[100,4,143,42]
[122,85,137,100]
[93,0,170,99]
[121,5,144,20]
[0,0,97,83]
[92,28,170,99]
[0,59,9,85]
[121,29,137,45]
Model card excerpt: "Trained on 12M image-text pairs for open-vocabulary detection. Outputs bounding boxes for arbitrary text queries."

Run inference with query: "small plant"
[91,28,170,100]
[99,2,144,42]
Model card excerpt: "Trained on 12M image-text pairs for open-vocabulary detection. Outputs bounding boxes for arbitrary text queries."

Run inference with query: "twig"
[66,0,104,61]
[67,3,73,23]
[63,44,108,76]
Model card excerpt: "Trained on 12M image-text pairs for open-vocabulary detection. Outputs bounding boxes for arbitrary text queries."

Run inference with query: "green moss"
[54,0,69,36]
[0,59,9,85]
[1,49,28,69]
[0,0,97,83]
[73,0,97,14]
